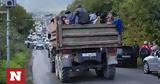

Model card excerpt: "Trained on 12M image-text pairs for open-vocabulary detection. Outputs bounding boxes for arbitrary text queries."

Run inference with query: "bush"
[0,49,30,84]
[0,60,7,84]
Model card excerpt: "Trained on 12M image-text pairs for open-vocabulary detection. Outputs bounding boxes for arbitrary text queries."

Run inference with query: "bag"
[140,48,150,57]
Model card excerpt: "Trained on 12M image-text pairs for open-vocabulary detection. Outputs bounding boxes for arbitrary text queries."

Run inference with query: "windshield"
[27,38,32,41]
[117,48,123,54]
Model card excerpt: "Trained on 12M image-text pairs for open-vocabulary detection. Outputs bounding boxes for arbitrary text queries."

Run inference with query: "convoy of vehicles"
[24,23,49,50]
[48,18,121,83]
[35,42,45,50]
[24,16,160,83]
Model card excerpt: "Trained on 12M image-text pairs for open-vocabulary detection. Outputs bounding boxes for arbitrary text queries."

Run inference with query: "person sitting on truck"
[106,11,114,24]
[61,16,70,25]
[113,16,123,34]
[65,10,74,24]
[89,12,97,24]
[74,4,90,24]
[100,13,107,24]
[92,12,101,24]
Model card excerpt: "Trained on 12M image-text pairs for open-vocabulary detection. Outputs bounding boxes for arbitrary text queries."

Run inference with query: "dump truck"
[48,18,121,83]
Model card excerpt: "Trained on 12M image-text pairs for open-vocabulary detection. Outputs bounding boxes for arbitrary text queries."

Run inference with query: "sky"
[17,0,73,13]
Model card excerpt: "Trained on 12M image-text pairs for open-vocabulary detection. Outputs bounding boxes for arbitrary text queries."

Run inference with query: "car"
[24,37,32,48]
[117,46,137,67]
[143,50,160,74]
[31,39,38,48]
[35,43,45,50]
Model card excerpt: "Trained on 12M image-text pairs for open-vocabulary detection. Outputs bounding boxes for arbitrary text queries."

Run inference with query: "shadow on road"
[68,71,114,83]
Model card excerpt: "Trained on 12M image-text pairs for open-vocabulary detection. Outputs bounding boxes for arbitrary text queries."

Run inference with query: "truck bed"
[51,24,121,50]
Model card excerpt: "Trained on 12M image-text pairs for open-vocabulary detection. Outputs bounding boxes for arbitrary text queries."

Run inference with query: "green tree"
[67,0,113,13]
[0,4,34,58]
[67,0,160,45]
[112,0,160,44]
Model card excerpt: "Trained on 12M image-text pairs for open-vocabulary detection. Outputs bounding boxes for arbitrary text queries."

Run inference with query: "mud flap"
[62,54,72,68]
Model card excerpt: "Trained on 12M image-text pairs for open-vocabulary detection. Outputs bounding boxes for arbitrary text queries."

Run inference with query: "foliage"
[0,4,34,58]
[67,0,160,45]
[9,5,34,36]
[67,0,113,13]
[0,49,30,83]
[0,4,33,84]
[112,0,160,44]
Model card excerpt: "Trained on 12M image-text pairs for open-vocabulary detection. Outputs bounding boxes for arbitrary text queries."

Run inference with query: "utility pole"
[2,0,16,67]
[6,8,10,67]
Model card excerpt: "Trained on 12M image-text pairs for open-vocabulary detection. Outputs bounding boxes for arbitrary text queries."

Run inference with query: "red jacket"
[141,44,149,49]
[141,44,151,52]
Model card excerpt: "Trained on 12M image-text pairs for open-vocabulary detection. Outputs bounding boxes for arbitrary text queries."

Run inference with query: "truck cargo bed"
[52,24,121,50]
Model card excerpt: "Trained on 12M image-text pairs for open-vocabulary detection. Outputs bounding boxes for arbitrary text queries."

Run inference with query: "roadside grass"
[0,45,32,84]
[137,57,143,68]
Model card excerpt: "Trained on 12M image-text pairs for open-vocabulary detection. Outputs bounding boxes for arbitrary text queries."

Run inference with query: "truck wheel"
[95,69,104,77]
[55,60,59,78]
[55,68,59,79]
[104,65,116,80]
[48,51,51,58]
[51,62,55,73]
[59,67,70,83]
[158,72,160,79]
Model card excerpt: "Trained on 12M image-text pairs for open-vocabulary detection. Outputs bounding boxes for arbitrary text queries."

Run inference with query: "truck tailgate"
[57,24,121,49]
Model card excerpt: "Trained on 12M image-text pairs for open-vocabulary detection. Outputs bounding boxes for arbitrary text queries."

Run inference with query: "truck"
[48,18,121,83]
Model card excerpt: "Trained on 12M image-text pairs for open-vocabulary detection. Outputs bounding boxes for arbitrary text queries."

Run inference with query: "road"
[32,50,160,84]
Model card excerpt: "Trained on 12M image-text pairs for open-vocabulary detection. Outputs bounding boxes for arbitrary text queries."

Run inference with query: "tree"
[67,0,113,13]
[0,4,34,58]
[67,0,160,45]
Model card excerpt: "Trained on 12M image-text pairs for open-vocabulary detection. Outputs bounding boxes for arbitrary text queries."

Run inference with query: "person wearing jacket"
[132,41,140,67]
[151,41,159,52]
[140,41,151,60]
[65,10,74,24]
[74,4,90,24]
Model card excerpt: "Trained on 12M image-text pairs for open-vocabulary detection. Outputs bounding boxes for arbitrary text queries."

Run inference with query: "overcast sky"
[17,0,73,13]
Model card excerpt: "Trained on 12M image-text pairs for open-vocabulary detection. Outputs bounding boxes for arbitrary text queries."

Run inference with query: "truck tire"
[104,65,116,80]
[55,56,59,79]
[95,69,104,77]
[51,62,55,73]
[55,60,59,78]
[59,67,70,83]
[48,50,51,58]
[158,72,160,79]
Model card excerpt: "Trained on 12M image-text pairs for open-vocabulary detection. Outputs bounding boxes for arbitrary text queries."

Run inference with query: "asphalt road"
[32,50,160,84]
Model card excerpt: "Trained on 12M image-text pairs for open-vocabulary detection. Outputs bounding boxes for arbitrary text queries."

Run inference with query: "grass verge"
[0,47,32,84]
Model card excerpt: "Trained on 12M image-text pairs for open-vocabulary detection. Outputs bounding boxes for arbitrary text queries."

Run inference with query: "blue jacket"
[113,18,123,34]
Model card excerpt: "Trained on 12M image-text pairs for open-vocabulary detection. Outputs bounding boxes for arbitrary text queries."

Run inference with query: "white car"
[35,43,45,50]
[143,50,160,74]
[24,37,32,48]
